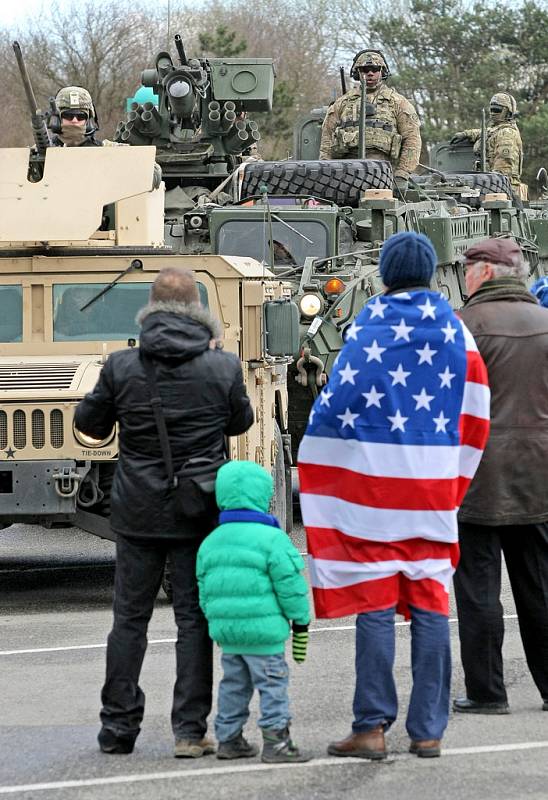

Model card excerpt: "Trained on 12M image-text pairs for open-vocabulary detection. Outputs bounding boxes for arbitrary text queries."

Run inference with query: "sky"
[1,1,68,29]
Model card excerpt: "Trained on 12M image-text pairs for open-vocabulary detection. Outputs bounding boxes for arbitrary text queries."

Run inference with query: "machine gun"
[116,34,274,188]
[13,41,52,180]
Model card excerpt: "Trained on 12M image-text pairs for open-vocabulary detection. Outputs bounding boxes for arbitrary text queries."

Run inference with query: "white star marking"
[433,411,450,433]
[438,366,456,388]
[319,388,334,407]
[337,407,360,429]
[390,317,415,342]
[416,342,437,365]
[387,409,408,432]
[367,296,388,319]
[362,385,385,408]
[417,297,437,320]
[412,387,435,411]
[441,321,457,343]
[388,363,411,387]
[339,362,359,385]
[363,339,387,363]
[345,321,363,341]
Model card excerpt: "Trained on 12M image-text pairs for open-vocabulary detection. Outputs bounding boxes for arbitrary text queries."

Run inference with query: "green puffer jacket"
[196,460,310,655]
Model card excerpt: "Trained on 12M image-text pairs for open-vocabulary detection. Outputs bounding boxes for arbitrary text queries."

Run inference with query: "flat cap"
[464,237,522,267]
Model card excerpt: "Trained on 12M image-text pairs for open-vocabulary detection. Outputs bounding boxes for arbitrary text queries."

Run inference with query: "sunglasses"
[359,65,381,73]
[61,110,88,122]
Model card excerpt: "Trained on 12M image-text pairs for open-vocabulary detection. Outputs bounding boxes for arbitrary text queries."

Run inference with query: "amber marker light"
[324,278,345,296]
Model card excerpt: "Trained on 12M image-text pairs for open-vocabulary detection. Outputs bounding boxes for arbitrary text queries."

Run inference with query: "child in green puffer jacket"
[196,459,311,763]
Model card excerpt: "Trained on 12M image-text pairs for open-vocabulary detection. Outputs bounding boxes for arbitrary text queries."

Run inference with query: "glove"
[394,175,409,194]
[450,132,469,145]
[292,623,309,663]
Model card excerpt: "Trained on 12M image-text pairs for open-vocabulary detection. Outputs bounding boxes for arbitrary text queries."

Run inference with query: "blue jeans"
[353,606,451,741]
[215,653,290,742]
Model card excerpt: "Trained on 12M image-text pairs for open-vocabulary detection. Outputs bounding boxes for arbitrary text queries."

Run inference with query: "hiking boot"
[327,726,386,760]
[409,739,441,758]
[98,727,136,755]
[217,732,259,760]
[174,737,215,758]
[261,726,310,763]
[453,697,510,715]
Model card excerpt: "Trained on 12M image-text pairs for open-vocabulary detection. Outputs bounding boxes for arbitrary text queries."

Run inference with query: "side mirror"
[264,300,299,356]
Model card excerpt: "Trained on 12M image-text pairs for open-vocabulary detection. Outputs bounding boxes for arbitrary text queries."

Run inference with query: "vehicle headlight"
[299,293,322,318]
[73,425,115,448]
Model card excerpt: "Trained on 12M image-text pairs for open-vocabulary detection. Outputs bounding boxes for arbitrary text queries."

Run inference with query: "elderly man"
[454,238,548,715]
[75,267,254,756]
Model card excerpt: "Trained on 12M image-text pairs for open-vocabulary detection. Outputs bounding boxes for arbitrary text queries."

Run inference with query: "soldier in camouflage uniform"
[319,51,421,192]
[50,86,102,147]
[451,93,525,198]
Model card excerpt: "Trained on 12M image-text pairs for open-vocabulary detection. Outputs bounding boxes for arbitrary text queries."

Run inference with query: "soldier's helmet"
[55,86,96,120]
[489,92,517,120]
[351,50,391,81]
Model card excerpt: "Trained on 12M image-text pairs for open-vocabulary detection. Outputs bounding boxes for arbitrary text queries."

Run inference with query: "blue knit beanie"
[530,277,548,309]
[379,231,437,289]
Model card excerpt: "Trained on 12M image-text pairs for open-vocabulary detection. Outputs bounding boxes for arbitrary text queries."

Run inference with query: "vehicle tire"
[270,422,288,532]
[240,159,394,207]
[445,171,513,198]
[162,559,173,603]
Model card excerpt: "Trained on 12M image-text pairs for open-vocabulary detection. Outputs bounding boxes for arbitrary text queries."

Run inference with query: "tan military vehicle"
[0,145,297,540]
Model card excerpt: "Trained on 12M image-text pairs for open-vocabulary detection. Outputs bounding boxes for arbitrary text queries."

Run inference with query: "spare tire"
[444,171,513,198]
[240,159,394,207]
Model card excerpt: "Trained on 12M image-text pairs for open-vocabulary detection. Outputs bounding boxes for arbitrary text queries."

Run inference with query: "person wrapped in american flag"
[298,230,490,760]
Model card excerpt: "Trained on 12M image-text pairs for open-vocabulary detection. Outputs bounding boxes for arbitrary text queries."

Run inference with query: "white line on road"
[0,741,546,795]
[0,615,519,657]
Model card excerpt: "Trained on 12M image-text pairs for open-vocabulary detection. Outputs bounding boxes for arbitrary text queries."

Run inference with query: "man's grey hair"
[471,254,529,282]
[150,267,200,304]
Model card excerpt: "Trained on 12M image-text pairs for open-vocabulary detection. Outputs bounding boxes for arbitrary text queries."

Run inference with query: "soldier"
[50,86,102,147]
[451,93,525,198]
[319,50,422,193]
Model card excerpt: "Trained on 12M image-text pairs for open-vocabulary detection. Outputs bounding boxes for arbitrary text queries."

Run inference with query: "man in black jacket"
[75,267,254,757]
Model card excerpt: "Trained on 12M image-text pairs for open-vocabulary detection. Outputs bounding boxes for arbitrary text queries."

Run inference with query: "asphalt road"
[0,523,546,799]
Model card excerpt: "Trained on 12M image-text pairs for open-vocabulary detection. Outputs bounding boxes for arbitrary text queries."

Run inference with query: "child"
[196,460,311,762]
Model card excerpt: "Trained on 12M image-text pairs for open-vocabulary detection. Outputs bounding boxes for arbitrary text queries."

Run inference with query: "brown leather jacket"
[459,278,548,525]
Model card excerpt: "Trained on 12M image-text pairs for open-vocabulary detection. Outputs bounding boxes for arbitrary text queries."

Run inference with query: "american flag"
[297,289,490,619]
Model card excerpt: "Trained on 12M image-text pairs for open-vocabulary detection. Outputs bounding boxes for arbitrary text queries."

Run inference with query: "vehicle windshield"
[53,281,209,341]
[216,220,328,267]
[0,285,23,342]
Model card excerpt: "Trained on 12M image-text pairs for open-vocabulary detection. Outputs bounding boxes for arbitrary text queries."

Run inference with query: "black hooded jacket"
[74,301,254,538]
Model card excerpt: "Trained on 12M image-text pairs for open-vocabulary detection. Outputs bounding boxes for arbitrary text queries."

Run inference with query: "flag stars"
[345,321,363,341]
[433,411,450,433]
[387,409,408,432]
[390,317,414,342]
[417,297,437,320]
[363,385,385,408]
[412,387,435,411]
[363,339,387,363]
[337,407,360,429]
[416,342,437,365]
[338,362,359,385]
[438,366,456,388]
[367,296,388,319]
[388,363,411,387]
[441,321,457,343]
[319,388,334,407]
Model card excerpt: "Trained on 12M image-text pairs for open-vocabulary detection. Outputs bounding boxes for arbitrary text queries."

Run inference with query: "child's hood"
[215,460,273,512]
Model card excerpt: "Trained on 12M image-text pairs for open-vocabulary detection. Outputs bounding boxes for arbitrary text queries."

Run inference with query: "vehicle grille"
[0,408,65,451]
[0,363,80,390]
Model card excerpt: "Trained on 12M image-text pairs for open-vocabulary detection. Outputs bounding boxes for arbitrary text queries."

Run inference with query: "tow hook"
[295,347,327,388]
[53,467,82,498]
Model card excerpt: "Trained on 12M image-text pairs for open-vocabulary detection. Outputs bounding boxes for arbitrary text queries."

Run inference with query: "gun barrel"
[13,41,39,113]
[174,34,188,66]
[13,40,52,153]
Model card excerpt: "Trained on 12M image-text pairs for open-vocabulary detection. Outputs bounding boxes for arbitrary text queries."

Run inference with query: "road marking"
[0,615,519,657]
[0,741,546,795]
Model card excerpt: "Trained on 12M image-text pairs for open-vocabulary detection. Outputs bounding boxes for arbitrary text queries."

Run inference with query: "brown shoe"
[174,737,215,758]
[327,726,386,760]
[409,739,441,758]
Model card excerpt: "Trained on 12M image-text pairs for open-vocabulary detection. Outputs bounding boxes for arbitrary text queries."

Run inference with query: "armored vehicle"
[0,143,297,538]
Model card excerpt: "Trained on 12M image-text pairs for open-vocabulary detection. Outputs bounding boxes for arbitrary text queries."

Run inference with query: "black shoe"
[542,699,548,711]
[217,733,259,760]
[453,697,509,715]
[98,728,136,754]
[261,726,310,763]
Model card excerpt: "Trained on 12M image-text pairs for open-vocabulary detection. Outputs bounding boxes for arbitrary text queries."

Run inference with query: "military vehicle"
[1,46,297,539]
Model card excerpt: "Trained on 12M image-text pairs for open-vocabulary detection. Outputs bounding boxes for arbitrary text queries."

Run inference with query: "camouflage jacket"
[461,122,522,185]
[319,84,421,178]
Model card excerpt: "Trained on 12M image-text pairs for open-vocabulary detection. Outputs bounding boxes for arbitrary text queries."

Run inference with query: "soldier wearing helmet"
[451,93,524,197]
[319,50,421,192]
[49,86,102,147]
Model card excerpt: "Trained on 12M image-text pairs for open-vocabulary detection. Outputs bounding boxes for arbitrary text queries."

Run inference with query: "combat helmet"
[52,85,99,135]
[489,92,517,121]
[350,50,391,81]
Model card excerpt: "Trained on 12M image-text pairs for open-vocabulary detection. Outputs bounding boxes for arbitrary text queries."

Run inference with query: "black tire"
[240,159,394,207]
[162,559,173,603]
[445,171,513,198]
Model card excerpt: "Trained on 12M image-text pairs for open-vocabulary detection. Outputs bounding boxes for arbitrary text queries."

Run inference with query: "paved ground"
[0,523,546,799]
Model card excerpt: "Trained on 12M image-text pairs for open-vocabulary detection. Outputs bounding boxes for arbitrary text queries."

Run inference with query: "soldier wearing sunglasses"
[50,86,102,147]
